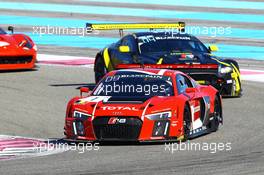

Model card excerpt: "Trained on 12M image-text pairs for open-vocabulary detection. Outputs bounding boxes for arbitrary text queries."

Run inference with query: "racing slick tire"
[94,56,107,83]
[225,59,242,97]
[209,95,222,132]
[183,104,192,141]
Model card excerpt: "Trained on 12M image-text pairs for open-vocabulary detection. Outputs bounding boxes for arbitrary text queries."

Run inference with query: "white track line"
[37,54,94,61]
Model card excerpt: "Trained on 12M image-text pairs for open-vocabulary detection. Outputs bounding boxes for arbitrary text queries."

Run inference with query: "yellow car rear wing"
[86,22,185,37]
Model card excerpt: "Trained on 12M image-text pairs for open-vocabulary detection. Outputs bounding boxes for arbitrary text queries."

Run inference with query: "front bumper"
[189,72,242,97]
[64,116,182,142]
[0,55,36,70]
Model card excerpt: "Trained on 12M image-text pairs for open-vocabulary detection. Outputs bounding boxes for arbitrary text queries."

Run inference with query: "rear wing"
[86,22,185,37]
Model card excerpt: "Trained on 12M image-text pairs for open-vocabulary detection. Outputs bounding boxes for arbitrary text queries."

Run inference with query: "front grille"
[175,68,218,74]
[0,56,33,64]
[93,117,142,140]
[190,74,219,85]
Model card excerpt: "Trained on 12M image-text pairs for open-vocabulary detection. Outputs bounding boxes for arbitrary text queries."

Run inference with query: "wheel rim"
[214,97,221,124]
[184,107,191,137]
[232,79,236,96]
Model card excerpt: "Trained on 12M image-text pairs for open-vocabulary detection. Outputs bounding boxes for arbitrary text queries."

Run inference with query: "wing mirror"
[185,87,197,93]
[80,87,90,97]
[8,26,14,34]
[119,45,130,53]
[208,45,219,52]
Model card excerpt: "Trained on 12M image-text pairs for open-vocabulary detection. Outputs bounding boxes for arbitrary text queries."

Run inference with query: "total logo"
[101,106,139,111]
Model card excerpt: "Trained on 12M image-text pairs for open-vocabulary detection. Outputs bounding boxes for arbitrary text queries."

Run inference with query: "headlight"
[73,111,91,119]
[0,41,10,47]
[146,111,171,120]
[220,66,233,74]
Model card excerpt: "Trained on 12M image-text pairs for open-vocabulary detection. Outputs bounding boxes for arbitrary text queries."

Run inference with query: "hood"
[0,34,35,56]
[139,51,218,64]
[0,35,18,50]
[72,95,175,118]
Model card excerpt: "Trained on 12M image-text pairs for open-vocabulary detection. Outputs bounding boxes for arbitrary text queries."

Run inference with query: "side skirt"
[188,126,211,139]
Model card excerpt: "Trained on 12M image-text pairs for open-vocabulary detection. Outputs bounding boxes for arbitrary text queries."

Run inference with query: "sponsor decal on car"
[108,117,127,124]
[101,106,139,111]
[76,96,111,104]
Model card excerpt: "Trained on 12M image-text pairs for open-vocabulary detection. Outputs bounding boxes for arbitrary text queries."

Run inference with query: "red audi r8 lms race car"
[0,26,37,70]
[64,69,223,142]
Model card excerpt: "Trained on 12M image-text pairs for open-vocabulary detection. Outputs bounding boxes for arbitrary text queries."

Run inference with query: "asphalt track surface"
[1,0,264,174]
[0,65,264,175]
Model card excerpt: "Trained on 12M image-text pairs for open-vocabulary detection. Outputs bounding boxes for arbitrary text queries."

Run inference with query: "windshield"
[93,71,174,97]
[138,35,208,54]
[0,28,6,34]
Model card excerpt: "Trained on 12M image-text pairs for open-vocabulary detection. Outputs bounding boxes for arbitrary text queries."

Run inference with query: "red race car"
[64,69,223,142]
[0,26,37,70]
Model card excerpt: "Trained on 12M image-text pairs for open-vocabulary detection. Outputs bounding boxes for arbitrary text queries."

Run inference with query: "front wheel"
[231,76,242,97]
[210,95,222,132]
[183,105,192,141]
[225,59,242,97]
[94,57,107,83]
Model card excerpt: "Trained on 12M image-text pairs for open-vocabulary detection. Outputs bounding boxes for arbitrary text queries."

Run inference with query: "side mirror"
[8,26,14,34]
[208,45,219,52]
[119,45,130,53]
[185,87,197,93]
[80,87,90,97]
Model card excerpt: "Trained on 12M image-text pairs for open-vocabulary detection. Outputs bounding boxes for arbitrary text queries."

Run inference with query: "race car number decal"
[77,96,111,104]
